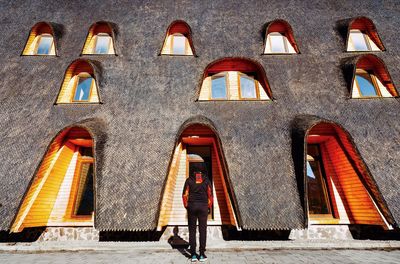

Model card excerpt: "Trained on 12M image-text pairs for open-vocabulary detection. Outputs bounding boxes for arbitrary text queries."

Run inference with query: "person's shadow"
[167,226,191,258]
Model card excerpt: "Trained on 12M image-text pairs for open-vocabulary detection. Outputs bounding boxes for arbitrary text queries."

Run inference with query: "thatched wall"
[0,0,399,231]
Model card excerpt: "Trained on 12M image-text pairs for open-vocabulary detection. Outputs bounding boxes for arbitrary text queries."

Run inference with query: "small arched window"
[161,20,195,56]
[198,58,272,101]
[22,22,56,56]
[82,22,116,55]
[264,20,299,54]
[347,17,384,52]
[56,60,100,104]
[351,55,397,98]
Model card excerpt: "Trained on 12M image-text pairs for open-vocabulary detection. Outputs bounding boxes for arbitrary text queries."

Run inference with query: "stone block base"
[37,227,99,241]
[289,225,353,240]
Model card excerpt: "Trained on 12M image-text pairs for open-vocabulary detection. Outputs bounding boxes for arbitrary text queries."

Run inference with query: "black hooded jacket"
[182,163,213,208]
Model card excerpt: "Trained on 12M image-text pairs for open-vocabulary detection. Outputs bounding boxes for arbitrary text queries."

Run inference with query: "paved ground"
[1,249,400,264]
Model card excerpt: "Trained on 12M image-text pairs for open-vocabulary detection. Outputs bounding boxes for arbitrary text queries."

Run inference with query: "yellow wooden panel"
[157,143,183,229]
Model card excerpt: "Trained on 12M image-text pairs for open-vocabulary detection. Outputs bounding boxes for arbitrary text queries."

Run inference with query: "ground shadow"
[99,229,164,241]
[0,227,46,242]
[222,226,290,241]
[349,225,400,240]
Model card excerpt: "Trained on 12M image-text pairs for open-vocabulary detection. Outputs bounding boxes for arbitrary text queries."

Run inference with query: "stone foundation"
[37,227,99,241]
[289,225,353,240]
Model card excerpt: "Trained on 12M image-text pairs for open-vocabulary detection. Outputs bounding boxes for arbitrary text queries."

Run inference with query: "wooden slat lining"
[158,125,237,227]
[204,58,272,99]
[22,22,55,55]
[157,143,183,228]
[355,55,398,96]
[266,20,299,53]
[334,126,393,225]
[11,128,95,232]
[308,123,385,226]
[21,142,75,229]
[11,129,69,232]
[349,17,385,51]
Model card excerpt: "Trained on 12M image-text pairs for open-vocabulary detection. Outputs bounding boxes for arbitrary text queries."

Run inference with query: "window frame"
[71,72,95,103]
[267,32,289,54]
[307,145,336,220]
[93,32,112,54]
[238,73,260,100]
[170,33,189,55]
[209,72,229,100]
[70,158,95,219]
[33,33,55,55]
[348,29,373,52]
[354,69,382,98]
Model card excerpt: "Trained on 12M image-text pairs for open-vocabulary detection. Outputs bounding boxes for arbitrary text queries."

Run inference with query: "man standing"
[182,163,213,262]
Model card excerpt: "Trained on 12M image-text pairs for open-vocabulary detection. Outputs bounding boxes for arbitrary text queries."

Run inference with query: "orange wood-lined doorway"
[11,127,95,232]
[306,123,390,228]
[157,124,239,230]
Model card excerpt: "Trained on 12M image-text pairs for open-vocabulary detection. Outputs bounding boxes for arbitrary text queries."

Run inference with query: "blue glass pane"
[95,36,110,54]
[351,32,369,51]
[74,77,92,101]
[211,76,227,99]
[307,162,315,179]
[356,75,377,96]
[240,76,257,98]
[36,36,53,55]
[270,34,286,53]
[172,35,186,55]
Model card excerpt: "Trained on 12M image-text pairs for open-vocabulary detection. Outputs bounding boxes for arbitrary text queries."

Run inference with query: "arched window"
[22,22,56,56]
[161,20,195,56]
[157,122,239,230]
[82,22,116,55]
[56,60,100,104]
[198,58,272,101]
[351,55,397,98]
[305,122,390,227]
[11,127,95,232]
[347,17,384,52]
[264,20,299,54]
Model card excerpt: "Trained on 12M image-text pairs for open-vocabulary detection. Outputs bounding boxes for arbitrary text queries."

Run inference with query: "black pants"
[187,203,208,255]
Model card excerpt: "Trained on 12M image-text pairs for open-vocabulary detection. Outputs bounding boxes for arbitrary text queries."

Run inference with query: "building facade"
[0,0,399,241]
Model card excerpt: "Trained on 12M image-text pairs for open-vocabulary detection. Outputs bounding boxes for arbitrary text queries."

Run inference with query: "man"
[182,163,213,262]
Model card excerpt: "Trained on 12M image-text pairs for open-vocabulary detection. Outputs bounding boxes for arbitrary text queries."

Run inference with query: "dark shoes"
[190,253,207,262]
[190,254,198,262]
[199,254,207,262]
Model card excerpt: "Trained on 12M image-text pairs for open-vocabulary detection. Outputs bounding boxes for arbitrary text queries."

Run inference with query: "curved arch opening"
[264,19,299,54]
[82,22,116,55]
[11,127,96,233]
[304,122,393,228]
[351,55,397,98]
[198,58,272,101]
[347,17,385,52]
[157,123,240,230]
[160,20,195,56]
[22,22,56,56]
[56,59,101,104]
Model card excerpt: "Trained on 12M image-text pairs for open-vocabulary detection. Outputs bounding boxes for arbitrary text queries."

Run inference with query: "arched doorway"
[158,124,239,230]
[305,122,391,228]
[11,127,95,232]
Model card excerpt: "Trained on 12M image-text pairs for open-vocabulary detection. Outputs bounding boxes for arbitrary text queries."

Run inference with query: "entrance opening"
[11,127,95,232]
[158,124,239,230]
[306,122,390,228]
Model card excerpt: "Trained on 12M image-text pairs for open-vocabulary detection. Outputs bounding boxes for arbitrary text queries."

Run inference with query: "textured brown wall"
[0,0,399,231]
